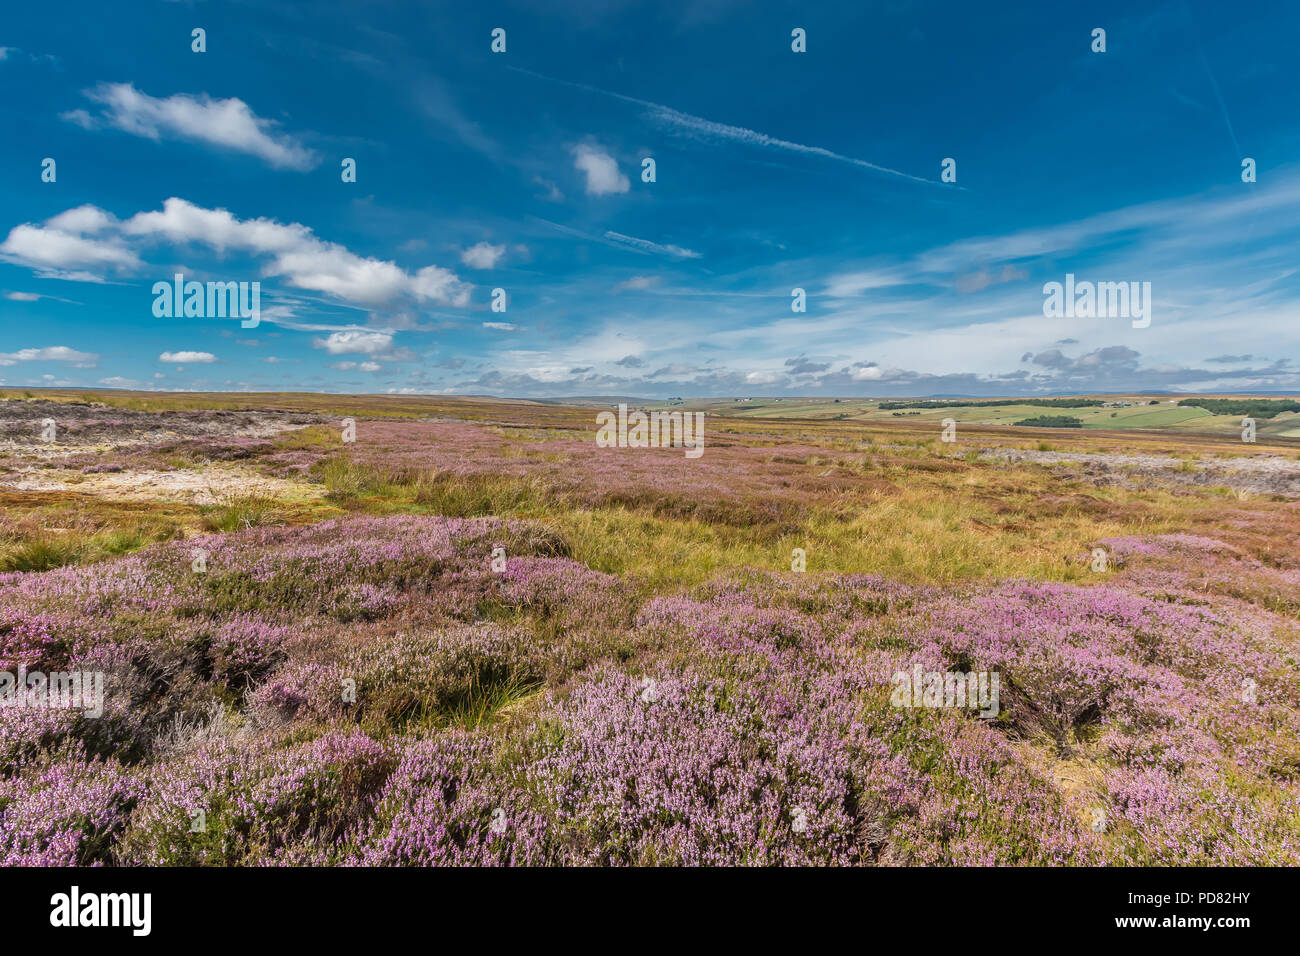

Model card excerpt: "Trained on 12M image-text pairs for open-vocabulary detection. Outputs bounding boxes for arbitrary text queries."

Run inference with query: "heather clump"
[902,580,1300,863]
[627,581,1099,865]
[250,621,621,737]
[489,556,634,633]
[0,757,143,866]
[341,626,552,733]
[116,730,393,865]
[521,666,901,865]
[352,733,550,866]
[349,665,897,866]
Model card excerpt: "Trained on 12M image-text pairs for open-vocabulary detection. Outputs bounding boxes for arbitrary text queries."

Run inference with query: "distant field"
[667,395,1300,443]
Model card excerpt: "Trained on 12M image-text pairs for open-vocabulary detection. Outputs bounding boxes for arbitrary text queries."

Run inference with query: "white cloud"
[460,242,506,269]
[524,70,936,185]
[824,269,906,298]
[604,231,701,259]
[745,370,782,385]
[47,205,118,235]
[158,351,217,364]
[612,275,660,293]
[0,346,99,367]
[0,218,139,279]
[64,83,318,171]
[4,292,40,301]
[572,144,629,196]
[314,330,393,354]
[98,376,140,388]
[1,198,473,308]
[123,199,470,307]
[482,321,518,331]
[851,364,883,380]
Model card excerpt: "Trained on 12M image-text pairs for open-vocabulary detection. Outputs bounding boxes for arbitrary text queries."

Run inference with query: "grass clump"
[200,494,283,532]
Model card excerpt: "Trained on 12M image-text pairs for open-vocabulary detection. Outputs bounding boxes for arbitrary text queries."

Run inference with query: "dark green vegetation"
[1014,416,1085,428]
[1177,398,1300,419]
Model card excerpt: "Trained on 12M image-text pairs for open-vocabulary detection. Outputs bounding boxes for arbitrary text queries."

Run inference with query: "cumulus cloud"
[850,363,884,380]
[158,351,216,364]
[0,346,98,367]
[47,205,118,235]
[63,83,318,170]
[572,144,629,196]
[459,242,506,269]
[313,331,393,355]
[0,204,139,280]
[1,199,472,309]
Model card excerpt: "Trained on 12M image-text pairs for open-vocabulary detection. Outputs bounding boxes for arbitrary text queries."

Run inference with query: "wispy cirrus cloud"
[511,67,939,186]
[604,231,701,259]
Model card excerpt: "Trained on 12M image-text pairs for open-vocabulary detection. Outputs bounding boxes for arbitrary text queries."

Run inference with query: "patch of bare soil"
[0,400,327,502]
[3,464,324,504]
[0,399,321,457]
[979,447,1300,497]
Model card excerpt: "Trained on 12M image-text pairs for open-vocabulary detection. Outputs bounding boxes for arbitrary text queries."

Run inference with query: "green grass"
[0,536,83,573]
[199,495,283,532]
[0,521,178,572]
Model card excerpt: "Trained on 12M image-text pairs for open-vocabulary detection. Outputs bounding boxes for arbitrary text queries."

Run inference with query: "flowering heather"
[0,508,1297,865]
[0,757,142,866]
[275,417,898,530]
[353,734,550,866]
[116,730,393,865]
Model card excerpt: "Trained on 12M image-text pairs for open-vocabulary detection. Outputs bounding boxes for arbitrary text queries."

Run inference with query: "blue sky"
[2,0,1298,398]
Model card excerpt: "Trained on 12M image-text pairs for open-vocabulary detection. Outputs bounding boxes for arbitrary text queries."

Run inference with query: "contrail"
[509,66,941,186]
